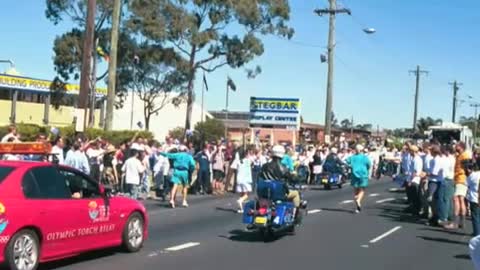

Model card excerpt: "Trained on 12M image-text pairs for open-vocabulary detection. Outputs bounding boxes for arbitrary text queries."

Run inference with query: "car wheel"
[5,229,40,270]
[122,212,145,252]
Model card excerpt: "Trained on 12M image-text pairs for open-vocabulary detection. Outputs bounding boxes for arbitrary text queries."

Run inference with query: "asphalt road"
[39,178,473,270]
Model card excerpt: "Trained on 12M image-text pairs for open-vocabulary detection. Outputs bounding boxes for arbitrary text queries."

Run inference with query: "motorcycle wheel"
[338,184,343,189]
[324,184,331,190]
[287,225,296,234]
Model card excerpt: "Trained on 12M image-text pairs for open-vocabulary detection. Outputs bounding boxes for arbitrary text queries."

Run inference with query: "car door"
[21,166,83,259]
[58,167,119,249]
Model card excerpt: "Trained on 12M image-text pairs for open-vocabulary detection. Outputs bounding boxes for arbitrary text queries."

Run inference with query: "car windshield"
[0,166,15,186]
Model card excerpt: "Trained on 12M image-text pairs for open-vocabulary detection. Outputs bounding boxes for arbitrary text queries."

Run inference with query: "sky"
[0,0,479,129]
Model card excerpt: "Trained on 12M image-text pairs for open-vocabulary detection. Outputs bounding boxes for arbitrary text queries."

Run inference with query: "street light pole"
[315,0,351,143]
[0,60,15,69]
[129,55,140,130]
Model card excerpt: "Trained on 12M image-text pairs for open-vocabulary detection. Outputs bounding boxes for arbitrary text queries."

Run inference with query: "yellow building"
[0,73,106,128]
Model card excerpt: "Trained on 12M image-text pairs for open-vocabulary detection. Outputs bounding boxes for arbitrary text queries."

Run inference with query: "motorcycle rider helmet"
[271,145,286,158]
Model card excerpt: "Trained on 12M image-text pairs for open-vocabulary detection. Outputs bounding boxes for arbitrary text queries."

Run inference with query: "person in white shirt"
[439,145,456,226]
[427,145,444,225]
[1,125,20,143]
[235,148,253,213]
[465,160,480,236]
[122,147,146,200]
[406,145,423,215]
[50,136,65,165]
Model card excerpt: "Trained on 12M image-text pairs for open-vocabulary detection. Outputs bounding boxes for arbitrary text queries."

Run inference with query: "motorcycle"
[242,180,307,241]
[317,163,349,190]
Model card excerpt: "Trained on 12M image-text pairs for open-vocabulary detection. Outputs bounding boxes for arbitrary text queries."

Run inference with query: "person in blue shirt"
[65,142,90,175]
[160,145,196,208]
[346,144,371,213]
[194,144,212,195]
[281,148,295,173]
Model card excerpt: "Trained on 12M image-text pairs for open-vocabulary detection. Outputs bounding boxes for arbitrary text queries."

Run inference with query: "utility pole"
[449,81,463,123]
[105,0,121,131]
[315,0,351,143]
[78,0,96,132]
[472,103,480,142]
[409,65,428,132]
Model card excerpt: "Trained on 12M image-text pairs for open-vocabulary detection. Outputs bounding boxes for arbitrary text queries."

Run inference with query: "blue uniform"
[347,154,371,188]
[281,155,294,172]
[161,152,195,186]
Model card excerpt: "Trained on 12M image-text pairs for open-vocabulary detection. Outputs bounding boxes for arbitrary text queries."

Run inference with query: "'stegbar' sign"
[249,97,301,129]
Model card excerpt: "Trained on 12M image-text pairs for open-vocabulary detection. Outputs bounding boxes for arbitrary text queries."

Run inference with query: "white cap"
[356,144,364,152]
[272,145,286,158]
[331,147,338,154]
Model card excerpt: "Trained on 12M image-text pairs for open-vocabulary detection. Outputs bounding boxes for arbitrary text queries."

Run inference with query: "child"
[235,148,253,213]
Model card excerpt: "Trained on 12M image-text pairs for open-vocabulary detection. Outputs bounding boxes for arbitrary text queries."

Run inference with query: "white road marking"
[165,242,200,251]
[375,198,396,204]
[369,226,402,244]
[389,188,402,192]
[308,209,322,214]
[360,244,369,248]
[340,200,354,204]
[369,193,380,197]
[403,196,408,200]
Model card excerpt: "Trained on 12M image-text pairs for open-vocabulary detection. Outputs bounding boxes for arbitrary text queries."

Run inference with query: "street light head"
[363,28,376,34]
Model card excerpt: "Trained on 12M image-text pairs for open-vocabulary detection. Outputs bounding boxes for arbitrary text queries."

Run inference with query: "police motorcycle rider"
[323,147,348,183]
[258,145,307,224]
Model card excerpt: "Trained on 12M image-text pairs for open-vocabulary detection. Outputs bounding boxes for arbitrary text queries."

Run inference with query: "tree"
[46,0,137,119]
[46,0,115,82]
[168,127,186,141]
[416,117,442,133]
[119,41,189,130]
[128,0,294,135]
[459,115,480,135]
[340,118,352,129]
[192,118,225,148]
[356,123,373,131]
[331,112,339,128]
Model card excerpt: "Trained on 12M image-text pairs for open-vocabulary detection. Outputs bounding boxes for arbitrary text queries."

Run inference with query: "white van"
[427,122,473,151]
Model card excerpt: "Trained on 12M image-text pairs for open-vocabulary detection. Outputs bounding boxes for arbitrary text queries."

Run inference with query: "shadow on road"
[417,236,468,246]
[215,206,238,213]
[419,227,471,237]
[221,229,288,243]
[377,205,426,225]
[320,207,354,214]
[454,254,471,260]
[37,248,121,270]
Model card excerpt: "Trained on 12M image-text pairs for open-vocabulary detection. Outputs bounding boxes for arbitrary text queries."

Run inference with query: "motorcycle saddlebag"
[273,202,295,226]
[242,200,256,224]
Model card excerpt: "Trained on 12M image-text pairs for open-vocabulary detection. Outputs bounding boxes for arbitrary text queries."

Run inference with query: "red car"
[0,143,148,270]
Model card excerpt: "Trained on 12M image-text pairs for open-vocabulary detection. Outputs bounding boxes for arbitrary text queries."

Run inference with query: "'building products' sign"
[0,74,107,95]
[249,97,301,129]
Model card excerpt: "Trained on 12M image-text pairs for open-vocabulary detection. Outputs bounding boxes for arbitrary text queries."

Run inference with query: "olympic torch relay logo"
[0,203,8,234]
[88,201,99,221]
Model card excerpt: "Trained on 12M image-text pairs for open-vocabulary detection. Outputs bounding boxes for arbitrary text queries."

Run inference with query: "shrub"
[0,124,154,146]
